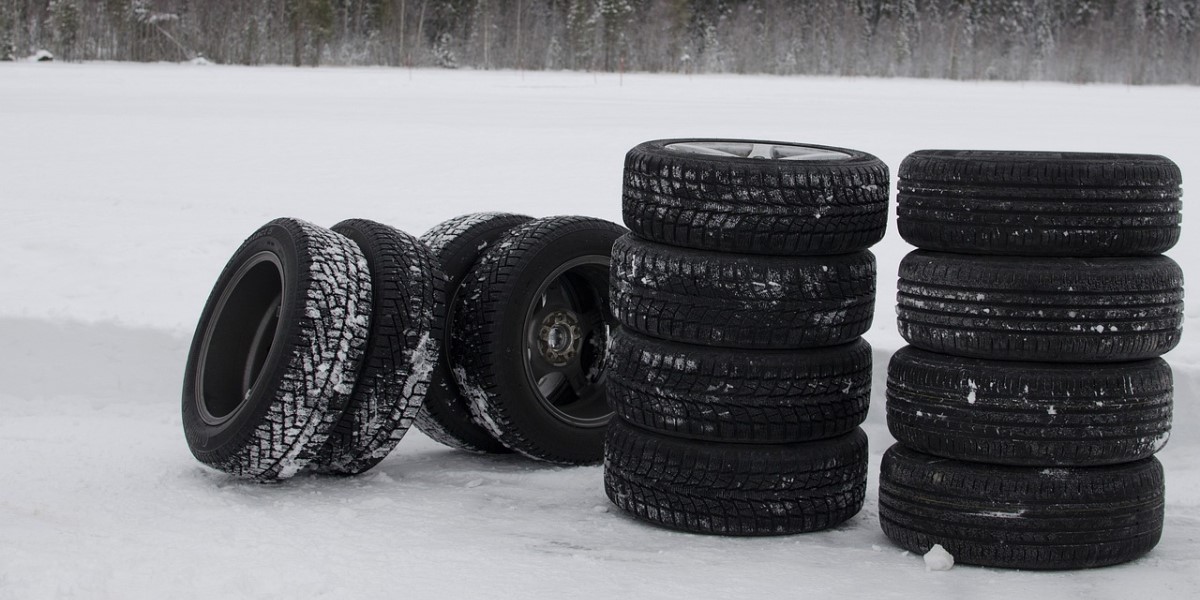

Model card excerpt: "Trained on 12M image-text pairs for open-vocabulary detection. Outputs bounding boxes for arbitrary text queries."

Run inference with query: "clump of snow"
[924,544,955,571]
[28,49,53,62]
[966,379,977,404]
[189,56,211,66]
[402,331,436,399]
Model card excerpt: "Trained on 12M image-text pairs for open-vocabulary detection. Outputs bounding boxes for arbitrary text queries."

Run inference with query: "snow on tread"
[611,234,875,349]
[604,419,868,535]
[414,212,532,454]
[896,250,1184,362]
[886,346,1173,466]
[608,327,871,443]
[622,138,889,255]
[182,218,372,481]
[309,219,444,475]
[878,444,1165,570]
[897,150,1183,256]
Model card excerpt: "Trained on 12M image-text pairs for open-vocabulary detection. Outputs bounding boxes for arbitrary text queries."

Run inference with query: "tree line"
[2,0,1197,84]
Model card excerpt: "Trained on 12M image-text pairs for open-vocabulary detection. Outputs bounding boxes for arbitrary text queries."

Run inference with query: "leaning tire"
[622,138,889,255]
[898,150,1183,256]
[608,327,871,443]
[611,234,875,349]
[182,218,372,481]
[414,213,532,454]
[309,219,445,475]
[453,216,626,464]
[886,346,1173,466]
[605,419,868,535]
[897,251,1184,362]
[879,444,1165,570]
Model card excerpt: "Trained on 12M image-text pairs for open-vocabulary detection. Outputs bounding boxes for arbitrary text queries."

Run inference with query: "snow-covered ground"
[1,62,1198,599]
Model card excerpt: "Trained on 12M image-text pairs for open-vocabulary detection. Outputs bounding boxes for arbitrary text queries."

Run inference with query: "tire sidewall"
[182,223,302,464]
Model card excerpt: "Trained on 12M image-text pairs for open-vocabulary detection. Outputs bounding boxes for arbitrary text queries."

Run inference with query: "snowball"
[924,544,955,571]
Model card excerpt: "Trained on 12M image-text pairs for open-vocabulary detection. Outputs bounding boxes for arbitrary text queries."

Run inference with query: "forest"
[2,0,1197,84]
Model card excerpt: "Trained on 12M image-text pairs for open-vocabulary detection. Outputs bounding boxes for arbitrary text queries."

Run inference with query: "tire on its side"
[414,213,533,454]
[453,216,626,464]
[182,218,372,481]
[611,234,875,349]
[898,150,1183,257]
[879,444,1165,570]
[605,419,868,535]
[309,219,445,475]
[887,346,1173,466]
[896,251,1184,362]
[623,138,889,255]
[608,327,871,443]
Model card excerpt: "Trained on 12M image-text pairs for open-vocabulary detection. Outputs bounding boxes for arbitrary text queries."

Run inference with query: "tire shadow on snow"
[0,317,188,404]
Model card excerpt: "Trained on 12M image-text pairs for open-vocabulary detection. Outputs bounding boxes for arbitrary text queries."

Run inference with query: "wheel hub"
[538,310,583,366]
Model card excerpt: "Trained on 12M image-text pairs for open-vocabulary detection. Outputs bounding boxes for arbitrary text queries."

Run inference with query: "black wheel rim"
[522,255,612,428]
[195,251,287,426]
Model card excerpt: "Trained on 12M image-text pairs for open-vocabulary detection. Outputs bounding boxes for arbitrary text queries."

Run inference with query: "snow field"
[1,62,1199,599]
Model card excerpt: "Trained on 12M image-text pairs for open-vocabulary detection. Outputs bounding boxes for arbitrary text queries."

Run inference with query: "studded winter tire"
[897,251,1184,362]
[608,327,871,443]
[182,218,371,481]
[453,216,626,464]
[898,150,1183,257]
[414,213,533,454]
[622,138,889,255]
[605,419,868,536]
[611,234,875,349]
[886,346,1173,466]
[308,219,444,475]
[879,444,1165,570]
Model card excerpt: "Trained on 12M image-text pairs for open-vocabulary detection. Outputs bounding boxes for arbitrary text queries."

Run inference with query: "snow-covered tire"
[182,218,371,481]
[414,213,532,454]
[878,444,1165,570]
[608,327,871,443]
[453,216,626,464]
[887,346,1173,466]
[897,150,1183,257]
[622,138,889,255]
[308,219,445,475]
[611,234,875,349]
[897,251,1184,362]
[604,419,868,535]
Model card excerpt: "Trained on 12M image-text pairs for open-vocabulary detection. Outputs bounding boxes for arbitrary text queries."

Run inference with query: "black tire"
[622,138,889,255]
[453,216,626,464]
[182,218,372,481]
[608,327,871,443]
[887,346,1173,466]
[611,234,875,349]
[604,419,868,536]
[898,150,1183,257]
[414,213,532,454]
[879,444,1165,570]
[897,251,1184,363]
[308,219,445,475]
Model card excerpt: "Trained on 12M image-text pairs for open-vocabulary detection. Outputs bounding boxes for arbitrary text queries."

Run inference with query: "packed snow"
[2,62,1199,599]
[924,544,956,572]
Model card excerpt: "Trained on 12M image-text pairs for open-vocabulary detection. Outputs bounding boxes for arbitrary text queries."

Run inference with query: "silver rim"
[663,141,853,161]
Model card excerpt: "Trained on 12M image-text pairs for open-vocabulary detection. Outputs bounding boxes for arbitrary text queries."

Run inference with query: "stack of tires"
[880,150,1184,569]
[603,139,890,535]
